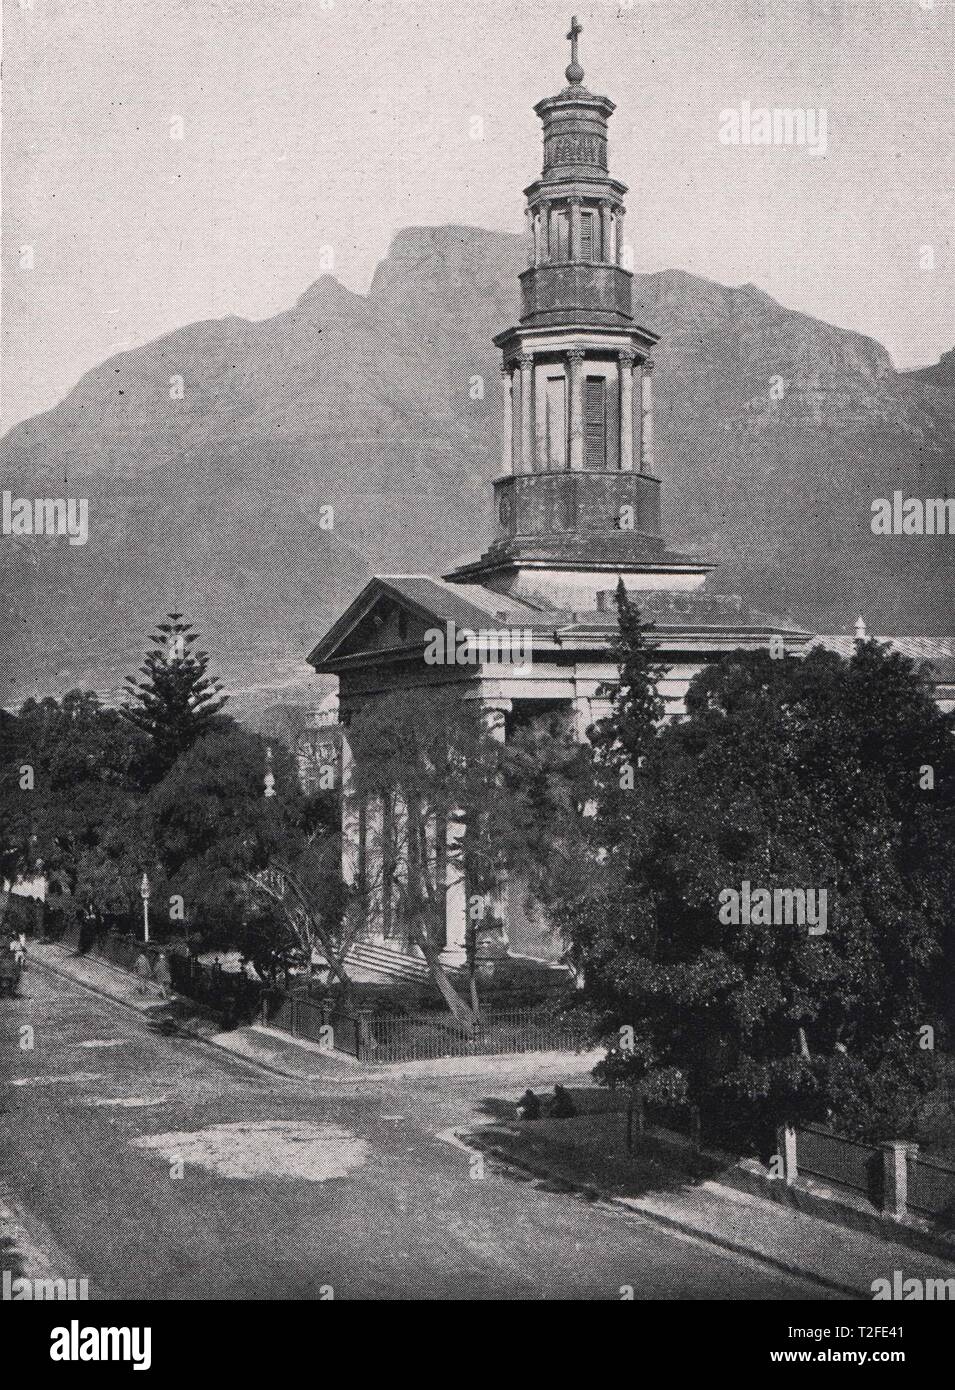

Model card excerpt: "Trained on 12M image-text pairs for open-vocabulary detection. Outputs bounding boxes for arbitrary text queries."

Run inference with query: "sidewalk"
[29,941,603,1084]
[465,1125,955,1300]
[29,941,169,1016]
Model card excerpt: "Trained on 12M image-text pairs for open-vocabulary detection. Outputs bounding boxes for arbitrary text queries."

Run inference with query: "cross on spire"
[565,15,584,84]
[568,15,582,63]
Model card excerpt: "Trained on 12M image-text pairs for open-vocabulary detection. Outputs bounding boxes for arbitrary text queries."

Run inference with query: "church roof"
[811,635,955,681]
[379,575,553,626]
[307,571,815,675]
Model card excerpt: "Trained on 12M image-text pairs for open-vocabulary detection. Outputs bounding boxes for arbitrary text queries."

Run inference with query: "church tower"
[448,17,712,610]
[308,17,818,983]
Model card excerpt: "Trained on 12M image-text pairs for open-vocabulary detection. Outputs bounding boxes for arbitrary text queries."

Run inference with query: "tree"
[0,691,148,933]
[121,615,228,781]
[146,724,347,982]
[347,689,591,1024]
[563,613,955,1146]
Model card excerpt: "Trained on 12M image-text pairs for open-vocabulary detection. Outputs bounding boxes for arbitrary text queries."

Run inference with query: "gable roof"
[307,575,553,670]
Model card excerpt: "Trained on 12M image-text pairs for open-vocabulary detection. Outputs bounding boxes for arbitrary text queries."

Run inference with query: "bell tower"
[448,17,712,610]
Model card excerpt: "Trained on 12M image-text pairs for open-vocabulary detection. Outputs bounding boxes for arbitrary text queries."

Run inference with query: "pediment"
[308,574,552,673]
[307,585,430,668]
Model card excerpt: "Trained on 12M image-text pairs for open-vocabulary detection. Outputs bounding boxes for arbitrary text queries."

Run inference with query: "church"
[307,20,954,985]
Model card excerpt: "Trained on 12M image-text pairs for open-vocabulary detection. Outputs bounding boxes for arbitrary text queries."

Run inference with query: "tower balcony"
[493,469,662,553]
[520,263,633,327]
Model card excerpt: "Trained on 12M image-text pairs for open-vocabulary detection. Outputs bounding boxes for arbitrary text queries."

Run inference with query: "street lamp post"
[140,872,150,944]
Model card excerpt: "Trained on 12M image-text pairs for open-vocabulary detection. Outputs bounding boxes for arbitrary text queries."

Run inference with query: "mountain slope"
[2,225,953,705]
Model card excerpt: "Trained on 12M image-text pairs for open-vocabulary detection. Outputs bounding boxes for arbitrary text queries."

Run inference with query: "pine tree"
[590,579,665,827]
[122,615,228,780]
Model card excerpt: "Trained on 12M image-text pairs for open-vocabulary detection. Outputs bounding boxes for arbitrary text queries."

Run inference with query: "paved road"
[1,967,832,1300]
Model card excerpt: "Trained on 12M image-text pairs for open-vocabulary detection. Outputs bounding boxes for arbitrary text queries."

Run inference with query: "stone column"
[543,202,553,262]
[567,349,585,472]
[525,206,535,267]
[881,1141,917,1220]
[639,357,654,474]
[509,362,521,472]
[600,200,613,263]
[534,361,548,472]
[501,365,513,474]
[571,688,594,742]
[518,353,534,475]
[569,197,581,261]
[616,207,627,266]
[619,351,635,472]
[480,698,510,953]
[775,1125,799,1184]
[481,700,510,740]
[443,815,468,964]
[339,728,359,889]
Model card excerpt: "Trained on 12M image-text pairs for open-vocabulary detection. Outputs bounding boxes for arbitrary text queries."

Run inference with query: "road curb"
[26,954,311,1087]
[31,952,599,1088]
[27,952,165,1020]
[457,1128,865,1300]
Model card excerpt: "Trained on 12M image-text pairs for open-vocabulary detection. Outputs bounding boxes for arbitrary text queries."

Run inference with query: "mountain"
[2,224,953,708]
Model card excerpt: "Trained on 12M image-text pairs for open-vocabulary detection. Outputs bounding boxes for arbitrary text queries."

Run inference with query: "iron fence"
[258,989,361,1057]
[364,1006,588,1063]
[258,990,588,1063]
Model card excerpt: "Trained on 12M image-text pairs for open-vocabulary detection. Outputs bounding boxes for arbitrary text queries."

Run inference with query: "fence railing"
[259,989,361,1057]
[258,990,589,1063]
[773,1122,955,1226]
[366,1007,589,1063]
[796,1123,881,1200]
[75,930,263,1023]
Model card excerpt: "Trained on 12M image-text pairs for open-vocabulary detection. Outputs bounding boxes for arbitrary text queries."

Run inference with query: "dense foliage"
[0,622,339,980]
[564,587,954,1143]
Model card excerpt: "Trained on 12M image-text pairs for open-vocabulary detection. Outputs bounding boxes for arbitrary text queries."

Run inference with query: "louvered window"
[584,377,607,469]
[580,211,595,261]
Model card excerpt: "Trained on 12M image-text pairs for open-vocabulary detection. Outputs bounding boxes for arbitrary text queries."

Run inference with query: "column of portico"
[567,348,585,471]
[480,697,510,952]
[640,358,654,474]
[518,353,534,474]
[443,813,468,962]
[619,351,635,472]
[501,365,514,474]
[339,728,359,889]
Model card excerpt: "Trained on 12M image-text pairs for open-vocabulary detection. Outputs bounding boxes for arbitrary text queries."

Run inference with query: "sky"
[3,0,954,431]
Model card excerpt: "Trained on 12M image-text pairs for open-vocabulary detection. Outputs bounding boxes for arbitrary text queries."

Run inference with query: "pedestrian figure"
[551,1084,576,1118]
[154,951,172,1000]
[134,951,152,995]
[516,1088,540,1120]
